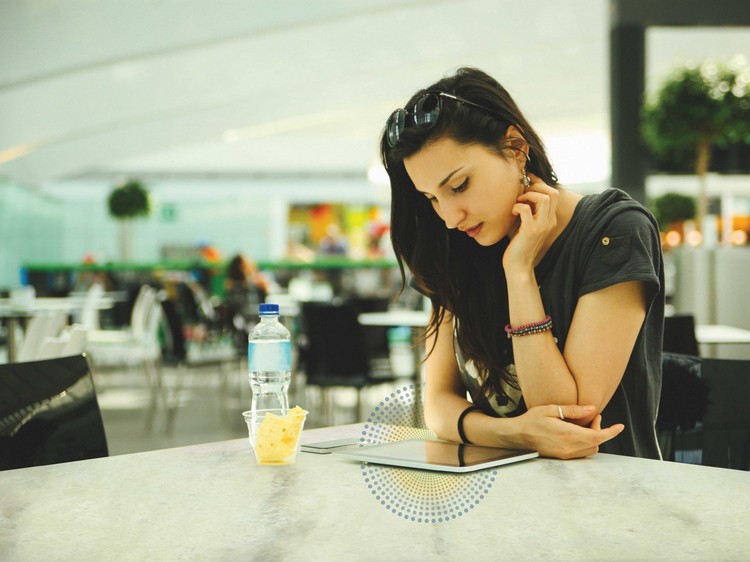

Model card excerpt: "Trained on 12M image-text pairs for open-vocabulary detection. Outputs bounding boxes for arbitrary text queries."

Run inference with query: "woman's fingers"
[514,189,558,236]
[555,404,595,420]
[518,176,557,198]
[516,190,554,205]
[551,407,625,444]
[511,202,534,221]
[522,405,625,459]
[573,418,624,451]
[516,191,552,208]
[516,189,558,220]
[597,422,626,442]
[524,171,544,188]
[551,425,620,460]
[557,445,600,461]
[504,178,559,271]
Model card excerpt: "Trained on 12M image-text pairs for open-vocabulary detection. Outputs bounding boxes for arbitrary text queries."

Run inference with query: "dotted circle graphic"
[358,385,497,524]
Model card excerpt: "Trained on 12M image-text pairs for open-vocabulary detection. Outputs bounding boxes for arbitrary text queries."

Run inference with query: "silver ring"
[557,405,564,420]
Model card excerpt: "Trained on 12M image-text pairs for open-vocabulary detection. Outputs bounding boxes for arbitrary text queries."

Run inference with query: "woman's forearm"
[425,390,623,458]
[425,390,527,449]
[505,268,580,409]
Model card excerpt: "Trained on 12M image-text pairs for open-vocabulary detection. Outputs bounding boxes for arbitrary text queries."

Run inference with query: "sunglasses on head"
[386,91,498,148]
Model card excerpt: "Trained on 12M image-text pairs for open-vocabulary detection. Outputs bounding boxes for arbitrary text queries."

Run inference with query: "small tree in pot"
[641,59,750,238]
[107,179,151,261]
[650,192,696,233]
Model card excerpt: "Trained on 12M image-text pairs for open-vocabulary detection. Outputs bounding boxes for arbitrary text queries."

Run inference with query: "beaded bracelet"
[504,315,553,338]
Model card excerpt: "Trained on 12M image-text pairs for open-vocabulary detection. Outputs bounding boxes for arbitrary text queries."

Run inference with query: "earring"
[521,168,530,189]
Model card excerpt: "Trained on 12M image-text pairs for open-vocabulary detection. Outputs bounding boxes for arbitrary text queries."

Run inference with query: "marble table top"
[1,424,748,561]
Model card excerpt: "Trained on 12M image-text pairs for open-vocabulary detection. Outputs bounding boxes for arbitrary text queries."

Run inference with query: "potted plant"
[641,59,750,238]
[107,179,151,261]
[650,192,696,232]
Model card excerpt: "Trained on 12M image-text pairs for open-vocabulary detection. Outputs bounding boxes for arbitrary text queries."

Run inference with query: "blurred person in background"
[318,224,348,256]
[224,254,270,350]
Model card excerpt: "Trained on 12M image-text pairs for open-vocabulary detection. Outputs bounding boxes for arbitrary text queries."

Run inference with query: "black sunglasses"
[386,91,498,148]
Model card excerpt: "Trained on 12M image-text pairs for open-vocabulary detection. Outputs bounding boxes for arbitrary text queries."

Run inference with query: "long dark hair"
[227,255,247,284]
[380,67,559,404]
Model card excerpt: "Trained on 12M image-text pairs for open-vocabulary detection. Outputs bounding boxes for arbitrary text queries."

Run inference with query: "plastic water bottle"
[248,303,291,413]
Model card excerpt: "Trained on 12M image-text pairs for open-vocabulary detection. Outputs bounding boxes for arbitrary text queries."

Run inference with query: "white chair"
[86,286,160,366]
[36,338,67,360]
[61,324,89,356]
[79,282,105,330]
[38,324,89,360]
[86,285,156,347]
[85,288,164,427]
[15,311,68,363]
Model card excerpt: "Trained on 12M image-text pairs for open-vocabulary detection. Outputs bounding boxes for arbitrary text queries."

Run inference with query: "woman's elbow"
[423,400,452,441]
[423,406,442,437]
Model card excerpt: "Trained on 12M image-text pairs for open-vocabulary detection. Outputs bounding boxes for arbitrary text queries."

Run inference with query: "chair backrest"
[700,358,750,470]
[663,314,700,356]
[300,302,369,380]
[190,282,217,324]
[16,311,68,362]
[36,337,68,360]
[0,353,109,471]
[159,297,187,363]
[657,352,708,433]
[36,325,89,361]
[143,292,163,344]
[131,285,156,341]
[61,324,88,356]
[79,282,105,330]
[347,297,391,360]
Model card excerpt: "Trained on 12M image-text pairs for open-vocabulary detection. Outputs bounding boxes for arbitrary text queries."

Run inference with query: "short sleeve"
[579,209,661,305]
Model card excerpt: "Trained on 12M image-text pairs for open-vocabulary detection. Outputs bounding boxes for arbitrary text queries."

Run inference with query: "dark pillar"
[609,24,645,203]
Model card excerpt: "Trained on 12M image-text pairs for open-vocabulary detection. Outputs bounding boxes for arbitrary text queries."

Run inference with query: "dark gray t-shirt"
[455,188,664,459]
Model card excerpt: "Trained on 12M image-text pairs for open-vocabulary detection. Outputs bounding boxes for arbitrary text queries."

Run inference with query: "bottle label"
[248,340,291,372]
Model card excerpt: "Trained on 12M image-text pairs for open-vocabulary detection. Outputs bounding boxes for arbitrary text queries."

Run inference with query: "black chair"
[656,352,709,461]
[157,297,240,432]
[695,358,750,470]
[663,314,700,356]
[0,354,109,471]
[663,356,750,470]
[347,296,392,373]
[300,301,408,424]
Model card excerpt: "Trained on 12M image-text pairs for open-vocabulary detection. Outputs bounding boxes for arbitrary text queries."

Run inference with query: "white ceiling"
[1,0,748,191]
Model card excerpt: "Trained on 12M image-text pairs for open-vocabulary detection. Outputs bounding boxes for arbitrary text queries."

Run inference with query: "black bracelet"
[457,444,466,467]
[457,405,481,444]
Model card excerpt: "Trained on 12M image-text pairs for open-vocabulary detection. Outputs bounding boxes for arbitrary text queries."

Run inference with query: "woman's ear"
[503,125,530,165]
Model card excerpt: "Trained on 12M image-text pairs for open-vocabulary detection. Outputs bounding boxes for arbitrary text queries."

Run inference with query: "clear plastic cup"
[242,408,308,465]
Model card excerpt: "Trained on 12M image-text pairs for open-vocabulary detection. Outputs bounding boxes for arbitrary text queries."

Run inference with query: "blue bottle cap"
[259,303,280,316]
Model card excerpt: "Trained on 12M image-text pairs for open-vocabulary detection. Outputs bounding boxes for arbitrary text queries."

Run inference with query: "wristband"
[457,405,481,444]
[504,315,553,338]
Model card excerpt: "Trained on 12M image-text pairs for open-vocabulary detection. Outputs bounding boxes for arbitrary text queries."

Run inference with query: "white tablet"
[334,439,538,473]
[300,437,361,454]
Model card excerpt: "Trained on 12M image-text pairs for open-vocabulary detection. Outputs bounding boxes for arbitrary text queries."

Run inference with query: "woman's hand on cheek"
[518,405,625,460]
[502,175,559,271]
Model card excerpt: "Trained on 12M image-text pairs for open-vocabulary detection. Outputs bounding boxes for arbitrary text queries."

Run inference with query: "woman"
[381,68,664,459]
[224,254,270,347]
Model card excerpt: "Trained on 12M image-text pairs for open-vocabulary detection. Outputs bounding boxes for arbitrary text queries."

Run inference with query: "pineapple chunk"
[255,407,307,463]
